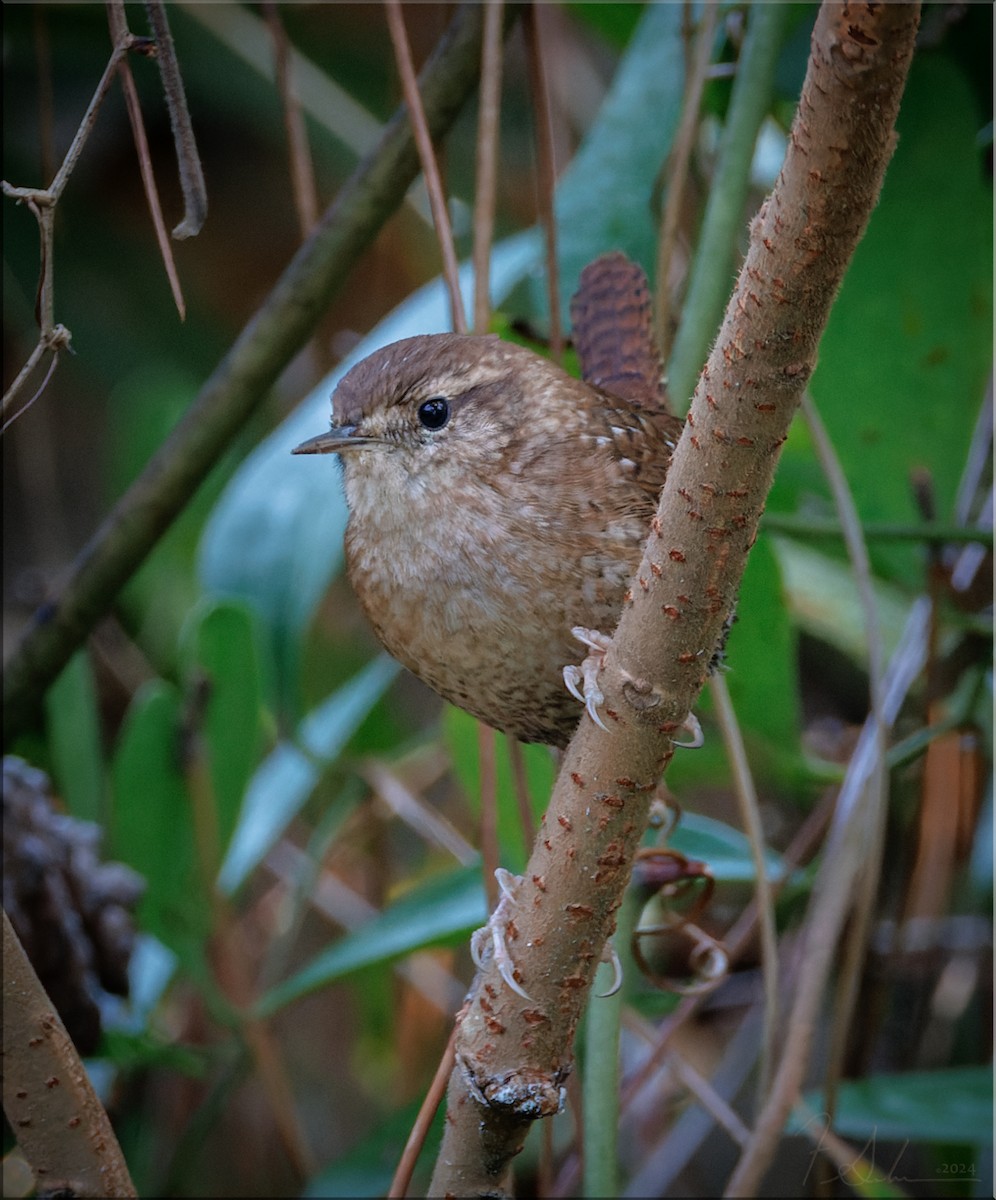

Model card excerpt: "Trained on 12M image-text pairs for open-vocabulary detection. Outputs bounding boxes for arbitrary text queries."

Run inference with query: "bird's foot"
[564,626,703,748]
[563,626,613,732]
[471,867,532,1000]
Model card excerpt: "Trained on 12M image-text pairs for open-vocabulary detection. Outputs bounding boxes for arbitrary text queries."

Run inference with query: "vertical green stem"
[581,886,641,1198]
[666,2,790,409]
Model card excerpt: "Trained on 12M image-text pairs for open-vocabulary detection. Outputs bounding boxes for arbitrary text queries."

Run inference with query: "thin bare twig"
[116,51,188,319]
[385,0,467,334]
[1,26,129,422]
[799,392,888,1120]
[144,0,207,238]
[522,3,563,360]
[362,760,478,866]
[667,1045,752,1147]
[48,40,131,203]
[708,671,780,1094]
[263,2,320,239]
[2,3,196,426]
[389,1025,459,1199]
[655,2,719,360]
[1,345,62,435]
[472,0,505,333]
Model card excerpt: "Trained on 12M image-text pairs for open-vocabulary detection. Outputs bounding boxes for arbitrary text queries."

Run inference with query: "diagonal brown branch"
[2,2,523,746]
[429,4,922,1193]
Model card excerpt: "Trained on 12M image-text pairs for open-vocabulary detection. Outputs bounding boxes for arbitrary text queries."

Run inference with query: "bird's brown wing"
[591,391,682,508]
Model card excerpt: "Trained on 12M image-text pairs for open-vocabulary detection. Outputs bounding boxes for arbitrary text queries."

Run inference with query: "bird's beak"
[291,425,380,455]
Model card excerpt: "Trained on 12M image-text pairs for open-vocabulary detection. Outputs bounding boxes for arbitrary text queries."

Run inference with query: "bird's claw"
[595,941,624,998]
[471,868,532,1000]
[563,626,613,732]
[673,711,704,749]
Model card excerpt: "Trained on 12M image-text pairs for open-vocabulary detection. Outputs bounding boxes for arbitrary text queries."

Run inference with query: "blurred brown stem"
[385,0,467,334]
[472,0,505,334]
[523,3,563,360]
[263,1,320,239]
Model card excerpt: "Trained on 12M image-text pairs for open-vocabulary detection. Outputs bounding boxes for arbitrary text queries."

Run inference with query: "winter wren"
[293,254,682,747]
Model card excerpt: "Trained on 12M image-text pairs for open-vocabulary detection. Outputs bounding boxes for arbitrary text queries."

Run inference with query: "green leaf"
[721,537,800,759]
[217,655,399,895]
[668,539,807,793]
[668,811,787,883]
[554,2,686,310]
[796,1066,992,1145]
[45,650,105,822]
[769,536,912,667]
[180,597,267,860]
[773,56,993,584]
[258,865,485,1015]
[109,681,210,958]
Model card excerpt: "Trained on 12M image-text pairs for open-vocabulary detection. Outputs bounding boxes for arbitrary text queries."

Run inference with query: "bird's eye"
[417,397,450,431]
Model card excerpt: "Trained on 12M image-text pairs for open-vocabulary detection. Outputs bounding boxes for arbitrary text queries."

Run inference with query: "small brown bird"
[293,254,683,748]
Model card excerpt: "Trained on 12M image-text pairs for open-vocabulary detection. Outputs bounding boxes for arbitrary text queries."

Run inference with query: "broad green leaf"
[795,1066,992,1145]
[773,56,992,584]
[109,681,210,956]
[180,597,267,861]
[770,536,911,667]
[554,2,686,309]
[197,233,541,707]
[45,650,104,823]
[217,655,399,895]
[668,538,807,793]
[258,865,485,1015]
[718,537,800,764]
[668,811,787,883]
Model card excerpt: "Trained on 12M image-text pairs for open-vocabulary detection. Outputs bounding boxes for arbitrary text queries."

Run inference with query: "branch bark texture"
[2,2,521,746]
[2,911,137,1197]
[429,3,921,1193]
